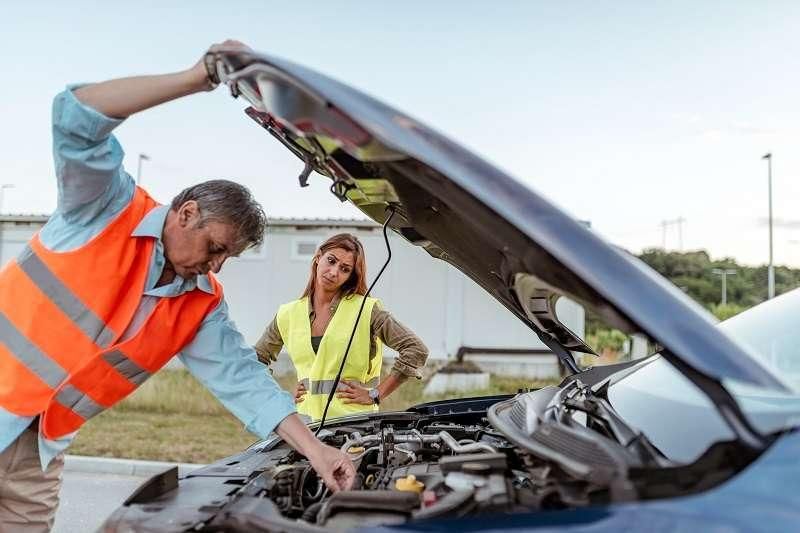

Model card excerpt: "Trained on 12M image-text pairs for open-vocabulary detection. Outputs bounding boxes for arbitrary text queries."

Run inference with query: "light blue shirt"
[0,87,296,470]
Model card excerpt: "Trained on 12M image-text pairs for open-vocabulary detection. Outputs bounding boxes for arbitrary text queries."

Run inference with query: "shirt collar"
[132,205,214,295]
[132,205,169,238]
[306,293,342,317]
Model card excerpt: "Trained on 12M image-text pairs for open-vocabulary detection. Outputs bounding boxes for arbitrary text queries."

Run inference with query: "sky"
[2,1,799,267]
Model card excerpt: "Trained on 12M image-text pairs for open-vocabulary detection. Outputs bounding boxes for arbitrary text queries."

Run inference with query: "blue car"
[104,50,800,532]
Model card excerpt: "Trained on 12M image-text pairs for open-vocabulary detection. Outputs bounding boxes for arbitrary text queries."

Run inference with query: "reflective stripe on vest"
[0,187,223,438]
[277,295,382,421]
[0,311,67,387]
[18,245,116,348]
[299,377,380,395]
[55,384,104,420]
[103,350,150,386]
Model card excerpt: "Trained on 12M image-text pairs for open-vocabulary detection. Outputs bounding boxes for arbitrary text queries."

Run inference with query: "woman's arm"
[254,315,284,365]
[256,314,307,402]
[373,307,429,380]
[338,305,429,405]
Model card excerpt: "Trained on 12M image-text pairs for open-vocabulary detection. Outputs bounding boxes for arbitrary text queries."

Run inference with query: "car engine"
[269,424,519,528]
[104,391,760,532]
[195,409,606,532]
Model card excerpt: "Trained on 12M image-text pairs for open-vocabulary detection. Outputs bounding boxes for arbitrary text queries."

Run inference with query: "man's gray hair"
[170,179,267,252]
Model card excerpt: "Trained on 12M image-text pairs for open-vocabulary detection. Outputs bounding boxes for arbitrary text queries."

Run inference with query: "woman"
[255,233,429,421]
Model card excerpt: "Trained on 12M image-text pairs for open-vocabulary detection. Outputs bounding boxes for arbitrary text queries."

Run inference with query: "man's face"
[163,201,240,280]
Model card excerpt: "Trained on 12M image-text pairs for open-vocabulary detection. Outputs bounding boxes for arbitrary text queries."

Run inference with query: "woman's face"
[315,247,356,294]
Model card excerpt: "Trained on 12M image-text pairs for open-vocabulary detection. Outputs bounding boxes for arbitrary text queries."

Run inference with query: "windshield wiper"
[558,380,671,467]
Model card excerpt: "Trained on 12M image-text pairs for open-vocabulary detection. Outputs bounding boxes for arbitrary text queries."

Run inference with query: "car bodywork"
[103,50,800,532]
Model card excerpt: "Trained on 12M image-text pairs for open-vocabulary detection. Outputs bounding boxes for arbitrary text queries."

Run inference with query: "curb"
[64,455,207,478]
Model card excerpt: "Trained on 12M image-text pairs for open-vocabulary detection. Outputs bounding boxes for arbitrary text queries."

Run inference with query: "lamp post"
[762,153,774,299]
[711,268,737,306]
[136,153,150,185]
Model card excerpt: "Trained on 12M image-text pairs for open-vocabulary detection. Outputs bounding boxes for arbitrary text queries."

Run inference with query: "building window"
[292,238,320,261]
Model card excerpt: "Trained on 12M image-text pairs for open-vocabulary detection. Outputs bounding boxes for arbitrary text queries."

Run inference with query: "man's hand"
[306,444,357,493]
[276,414,356,492]
[191,39,254,91]
[336,380,373,405]
[294,381,308,404]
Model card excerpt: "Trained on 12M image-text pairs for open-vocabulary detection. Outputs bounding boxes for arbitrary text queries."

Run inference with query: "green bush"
[587,329,628,353]
[709,302,746,321]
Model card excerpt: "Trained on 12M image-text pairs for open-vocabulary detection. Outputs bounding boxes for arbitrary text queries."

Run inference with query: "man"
[0,41,355,531]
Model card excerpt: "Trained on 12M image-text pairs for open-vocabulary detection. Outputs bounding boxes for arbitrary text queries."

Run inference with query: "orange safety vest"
[0,187,222,439]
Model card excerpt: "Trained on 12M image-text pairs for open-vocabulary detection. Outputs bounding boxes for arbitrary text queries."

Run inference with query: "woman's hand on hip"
[294,381,307,404]
[337,380,373,405]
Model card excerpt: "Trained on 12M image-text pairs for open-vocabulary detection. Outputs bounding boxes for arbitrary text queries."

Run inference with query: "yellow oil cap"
[395,475,425,493]
[347,446,365,454]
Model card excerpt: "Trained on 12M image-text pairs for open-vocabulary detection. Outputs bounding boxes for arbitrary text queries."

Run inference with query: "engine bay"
[103,390,762,532]
[192,408,626,532]
[263,422,531,528]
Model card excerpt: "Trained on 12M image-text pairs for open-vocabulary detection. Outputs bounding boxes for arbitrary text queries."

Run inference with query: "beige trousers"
[0,428,63,533]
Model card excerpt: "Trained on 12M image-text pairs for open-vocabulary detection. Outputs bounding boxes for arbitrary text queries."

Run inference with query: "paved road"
[53,471,146,532]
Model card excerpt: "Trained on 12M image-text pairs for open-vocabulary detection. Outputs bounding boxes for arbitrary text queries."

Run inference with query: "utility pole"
[711,268,737,306]
[762,153,774,299]
[660,217,686,250]
[675,216,686,251]
[136,153,150,185]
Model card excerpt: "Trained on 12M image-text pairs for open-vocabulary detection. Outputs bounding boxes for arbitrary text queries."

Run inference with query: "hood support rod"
[536,331,580,375]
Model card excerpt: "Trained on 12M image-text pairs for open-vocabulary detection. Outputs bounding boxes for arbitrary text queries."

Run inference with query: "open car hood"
[207,49,785,391]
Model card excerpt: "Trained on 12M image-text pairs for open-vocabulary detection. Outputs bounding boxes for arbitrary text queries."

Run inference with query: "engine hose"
[341,430,497,456]
[301,501,325,524]
[437,431,497,454]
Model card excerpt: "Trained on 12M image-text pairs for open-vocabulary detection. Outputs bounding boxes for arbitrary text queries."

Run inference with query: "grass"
[69,410,257,464]
[70,369,555,463]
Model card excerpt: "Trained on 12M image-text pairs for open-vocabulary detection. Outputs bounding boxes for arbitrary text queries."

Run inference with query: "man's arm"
[72,67,209,120]
[72,39,246,118]
[50,40,242,218]
[179,300,355,492]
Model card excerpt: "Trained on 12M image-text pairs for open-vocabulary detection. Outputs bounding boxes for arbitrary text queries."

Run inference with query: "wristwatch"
[368,387,380,405]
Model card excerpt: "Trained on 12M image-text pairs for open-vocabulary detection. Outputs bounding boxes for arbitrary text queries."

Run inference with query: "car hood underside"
[207,50,784,390]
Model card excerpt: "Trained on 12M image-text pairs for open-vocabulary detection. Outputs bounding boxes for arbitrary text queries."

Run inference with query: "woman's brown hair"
[301,233,368,299]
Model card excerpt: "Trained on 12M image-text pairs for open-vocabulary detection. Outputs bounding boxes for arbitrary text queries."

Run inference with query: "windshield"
[605,290,800,463]
[718,288,800,393]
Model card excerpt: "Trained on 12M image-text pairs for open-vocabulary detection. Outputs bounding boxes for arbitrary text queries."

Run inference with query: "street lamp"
[711,268,737,306]
[762,153,774,299]
[136,153,150,185]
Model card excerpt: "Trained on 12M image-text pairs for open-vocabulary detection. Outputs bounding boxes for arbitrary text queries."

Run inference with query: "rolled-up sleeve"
[254,316,284,365]
[371,306,429,380]
[52,86,130,215]
[178,300,296,439]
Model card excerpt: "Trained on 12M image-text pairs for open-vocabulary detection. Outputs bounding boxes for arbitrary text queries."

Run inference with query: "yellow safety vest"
[277,295,382,421]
